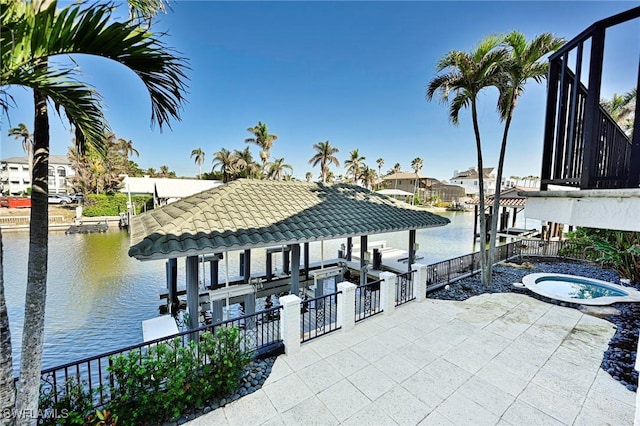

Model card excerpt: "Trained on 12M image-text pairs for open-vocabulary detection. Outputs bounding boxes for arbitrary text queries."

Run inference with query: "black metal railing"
[517,238,598,261]
[37,306,282,410]
[425,241,521,292]
[395,271,415,306]
[355,279,383,322]
[300,291,341,342]
[541,6,639,190]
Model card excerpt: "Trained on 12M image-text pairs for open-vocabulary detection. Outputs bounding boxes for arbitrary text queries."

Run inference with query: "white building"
[0,155,74,195]
[120,175,223,207]
[450,167,517,197]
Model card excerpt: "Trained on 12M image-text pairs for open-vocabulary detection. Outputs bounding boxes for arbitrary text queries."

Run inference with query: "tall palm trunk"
[487,95,516,278]
[15,88,50,424]
[0,229,15,424]
[471,99,489,285]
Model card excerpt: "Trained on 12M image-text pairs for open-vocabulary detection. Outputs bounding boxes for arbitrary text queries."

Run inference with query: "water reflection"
[4,211,515,370]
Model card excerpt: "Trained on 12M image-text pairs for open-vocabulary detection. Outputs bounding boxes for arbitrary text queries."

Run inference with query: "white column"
[412,263,428,302]
[379,271,397,316]
[337,282,357,333]
[279,294,302,355]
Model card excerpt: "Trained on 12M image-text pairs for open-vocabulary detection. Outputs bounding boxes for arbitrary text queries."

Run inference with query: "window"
[48,168,55,177]
[57,167,66,177]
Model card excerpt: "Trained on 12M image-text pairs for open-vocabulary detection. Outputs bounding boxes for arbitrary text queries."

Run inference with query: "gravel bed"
[164,356,276,425]
[428,258,638,392]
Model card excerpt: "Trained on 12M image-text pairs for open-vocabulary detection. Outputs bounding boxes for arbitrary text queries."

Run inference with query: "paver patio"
[187,293,635,425]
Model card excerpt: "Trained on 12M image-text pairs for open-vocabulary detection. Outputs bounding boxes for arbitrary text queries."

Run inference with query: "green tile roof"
[128,179,450,260]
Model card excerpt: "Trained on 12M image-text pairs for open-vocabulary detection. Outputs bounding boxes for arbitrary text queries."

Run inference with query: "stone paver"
[188,293,634,425]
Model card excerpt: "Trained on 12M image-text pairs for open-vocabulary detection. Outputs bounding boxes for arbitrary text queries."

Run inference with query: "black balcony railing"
[36,307,282,411]
[355,279,383,322]
[541,6,640,190]
[395,271,415,306]
[300,291,341,342]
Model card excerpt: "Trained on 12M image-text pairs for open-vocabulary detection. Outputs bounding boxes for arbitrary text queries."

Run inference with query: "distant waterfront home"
[0,155,74,195]
[120,175,223,207]
[450,167,516,197]
[381,172,464,203]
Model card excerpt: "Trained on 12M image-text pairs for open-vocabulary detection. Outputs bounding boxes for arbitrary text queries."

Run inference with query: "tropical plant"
[410,157,423,205]
[308,140,340,184]
[305,171,312,182]
[487,31,564,279]
[361,166,377,190]
[265,157,293,181]
[7,123,34,189]
[146,167,157,177]
[427,34,507,285]
[68,132,138,194]
[391,162,401,189]
[117,138,139,159]
[0,1,187,419]
[190,148,205,178]
[233,147,260,179]
[376,158,384,177]
[344,149,365,184]
[602,88,636,136]
[245,121,278,167]
[212,148,235,183]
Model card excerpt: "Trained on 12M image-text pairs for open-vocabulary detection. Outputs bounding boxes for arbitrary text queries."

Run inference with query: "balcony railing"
[541,6,639,190]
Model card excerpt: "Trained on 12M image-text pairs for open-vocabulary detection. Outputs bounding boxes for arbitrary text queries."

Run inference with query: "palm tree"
[308,140,340,184]
[266,157,293,181]
[159,165,170,177]
[305,171,312,182]
[190,148,205,179]
[411,157,424,205]
[212,148,235,183]
[344,149,366,184]
[0,1,187,415]
[118,138,139,159]
[427,35,507,286]
[376,158,384,177]
[146,167,157,177]
[361,166,377,190]
[487,32,564,278]
[233,147,260,179]
[602,89,636,135]
[392,162,401,189]
[7,123,34,191]
[245,121,278,167]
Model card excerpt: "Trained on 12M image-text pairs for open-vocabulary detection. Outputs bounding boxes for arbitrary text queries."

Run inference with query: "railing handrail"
[301,290,342,304]
[549,6,640,61]
[36,305,283,376]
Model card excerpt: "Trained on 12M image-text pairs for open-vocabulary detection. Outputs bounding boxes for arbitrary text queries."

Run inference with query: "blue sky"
[1,1,638,182]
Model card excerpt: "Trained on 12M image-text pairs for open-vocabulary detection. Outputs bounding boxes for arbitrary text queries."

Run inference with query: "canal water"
[3,211,529,371]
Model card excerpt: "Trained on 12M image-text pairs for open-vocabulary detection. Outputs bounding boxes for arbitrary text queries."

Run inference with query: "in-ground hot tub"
[522,273,640,306]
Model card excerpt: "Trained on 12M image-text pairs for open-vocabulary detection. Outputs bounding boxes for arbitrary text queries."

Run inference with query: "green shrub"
[39,376,94,425]
[108,326,250,423]
[83,194,152,216]
[563,228,640,282]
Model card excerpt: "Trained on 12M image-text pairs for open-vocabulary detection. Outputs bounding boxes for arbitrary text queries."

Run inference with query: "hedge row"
[83,194,153,217]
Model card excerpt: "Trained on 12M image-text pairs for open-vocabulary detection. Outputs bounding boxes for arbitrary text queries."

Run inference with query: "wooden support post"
[266,251,272,281]
[290,244,300,296]
[580,28,605,189]
[628,55,640,187]
[360,235,368,286]
[209,257,219,289]
[346,237,353,261]
[408,229,416,273]
[304,242,310,281]
[243,249,251,283]
[185,255,199,332]
[166,258,178,314]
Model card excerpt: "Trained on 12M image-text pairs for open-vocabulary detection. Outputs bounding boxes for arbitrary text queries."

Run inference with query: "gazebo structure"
[128,179,450,330]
